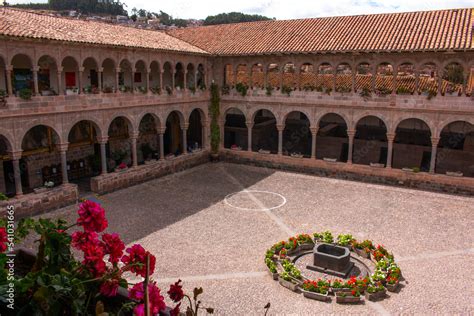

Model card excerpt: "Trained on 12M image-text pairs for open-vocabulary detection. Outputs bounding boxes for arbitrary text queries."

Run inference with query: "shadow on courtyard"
[90,162,275,244]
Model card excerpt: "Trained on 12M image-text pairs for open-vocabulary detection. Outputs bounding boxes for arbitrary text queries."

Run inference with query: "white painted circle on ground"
[224,190,287,211]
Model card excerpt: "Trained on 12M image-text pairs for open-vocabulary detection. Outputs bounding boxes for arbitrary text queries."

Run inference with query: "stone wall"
[222,150,474,195]
[91,150,209,194]
[0,183,78,219]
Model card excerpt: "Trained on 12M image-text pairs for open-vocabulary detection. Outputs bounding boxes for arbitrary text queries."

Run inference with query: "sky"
[8,0,473,20]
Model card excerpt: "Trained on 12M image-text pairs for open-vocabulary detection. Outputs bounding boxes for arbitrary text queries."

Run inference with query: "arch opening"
[316,113,348,162]
[353,116,388,166]
[283,112,311,157]
[393,118,432,171]
[252,110,278,153]
[224,108,247,150]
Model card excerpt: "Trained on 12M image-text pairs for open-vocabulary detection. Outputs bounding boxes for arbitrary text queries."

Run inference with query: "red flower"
[71,231,99,251]
[133,304,145,316]
[130,282,166,315]
[102,233,125,265]
[100,278,120,297]
[168,279,184,302]
[77,200,108,233]
[122,244,156,277]
[0,227,8,253]
[82,242,106,277]
[170,303,181,316]
[351,290,356,296]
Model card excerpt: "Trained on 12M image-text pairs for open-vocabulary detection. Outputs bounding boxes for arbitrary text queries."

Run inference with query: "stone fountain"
[306,243,354,278]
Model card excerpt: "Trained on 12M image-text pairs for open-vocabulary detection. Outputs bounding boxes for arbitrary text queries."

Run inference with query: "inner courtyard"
[24,163,474,314]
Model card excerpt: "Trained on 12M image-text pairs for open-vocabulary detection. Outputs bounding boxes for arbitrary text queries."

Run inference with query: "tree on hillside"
[204,12,272,25]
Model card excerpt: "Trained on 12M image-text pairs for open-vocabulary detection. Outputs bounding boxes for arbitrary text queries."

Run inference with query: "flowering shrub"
[352,239,374,253]
[337,234,355,246]
[281,259,301,280]
[367,283,385,293]
[117,162,128,170]
[302,279,330,294]
[296,234,314,245]
[0,200,212,315]
[313,231,334,243]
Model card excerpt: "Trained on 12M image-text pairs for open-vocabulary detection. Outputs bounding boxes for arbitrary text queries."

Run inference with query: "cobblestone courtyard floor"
[31,163,474,315]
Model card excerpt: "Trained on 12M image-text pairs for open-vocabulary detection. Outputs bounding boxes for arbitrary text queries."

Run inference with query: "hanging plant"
[209,82,220,155]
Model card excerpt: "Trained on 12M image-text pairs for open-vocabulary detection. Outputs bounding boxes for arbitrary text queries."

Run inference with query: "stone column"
[233,66,238,88]
[181,124,188,154]
[6,66,13,96]
[97,136,108,174]
[332,71,337,93]
[32,66,40,96]
[351,70,356,93]
[171,69,176,91]
[430,137,440,174]
[145,68,150,93]
[392,71,397,95]
[414,70,420,94]
[57,67,63,95]
[347,129,356,164]
[130,132,139,167]
[248,69,253,89]
[246,121,254,152]
[277,124,284,156]
[159,70,163,92]
[9,151,23,196]
[279,69,284,90]
[183,70,187,90]
[310,127,319,159]
[97,67,103,93]
[158,128,165,160]
[115,67,120,93]
[194,71,198,90]
[131,69,135,93]
[263,68,268,90]
[296,69,301,91]
[438,75,443,95]
[78,67,84,94]
[57,143,69,184]
[386,133,395,168]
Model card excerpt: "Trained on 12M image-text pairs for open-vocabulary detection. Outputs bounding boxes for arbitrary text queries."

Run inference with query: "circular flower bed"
[265,231,403,303]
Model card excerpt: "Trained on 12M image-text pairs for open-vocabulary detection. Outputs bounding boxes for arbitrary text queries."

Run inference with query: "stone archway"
[393,118,432,171]
[353,116,388,166]
[316,113,348,162]
[252,109,278,153]
[283,111,311,157]
[164,111,183,156]
[224,108,247,150]
[436,121,474,177]
[187,109,203,150]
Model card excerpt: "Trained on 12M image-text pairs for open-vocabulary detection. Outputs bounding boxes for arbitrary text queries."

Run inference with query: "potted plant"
[235,82,249,97]
[265,258,279,280]
[337,234,355,248]
[335,289,362,304]
[365,283,386,301]
[301,280,330,302]
[209,83,220,161]
[265,86,273,96]
[359,87,372,100]
[281,85,293,96]
[296,234,314,251]
[258,149,271,154]
[313,231,334,244]
[385,274,400,292]
[278,260,302,292]
[19,88,33,100]
[330,279,351,294]
[221,84,230,95]
[352,239,374,259]
[115,162,128,172]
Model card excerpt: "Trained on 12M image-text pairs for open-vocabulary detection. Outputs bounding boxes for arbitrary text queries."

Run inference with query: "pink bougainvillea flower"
[71,231,99,251]
[129,282,145,301]
[0,227,8,253]
[102,233,125,264]
[122,244,156,277]
[77,200,108,233]
[100,278,120,297]
[168,279,184,303]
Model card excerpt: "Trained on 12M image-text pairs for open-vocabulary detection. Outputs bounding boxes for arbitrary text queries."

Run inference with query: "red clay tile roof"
[0,8,207,54]
[169,8,474,55]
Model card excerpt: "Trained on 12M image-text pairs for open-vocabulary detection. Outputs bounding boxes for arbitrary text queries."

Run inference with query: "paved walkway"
[29,163,474,315]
